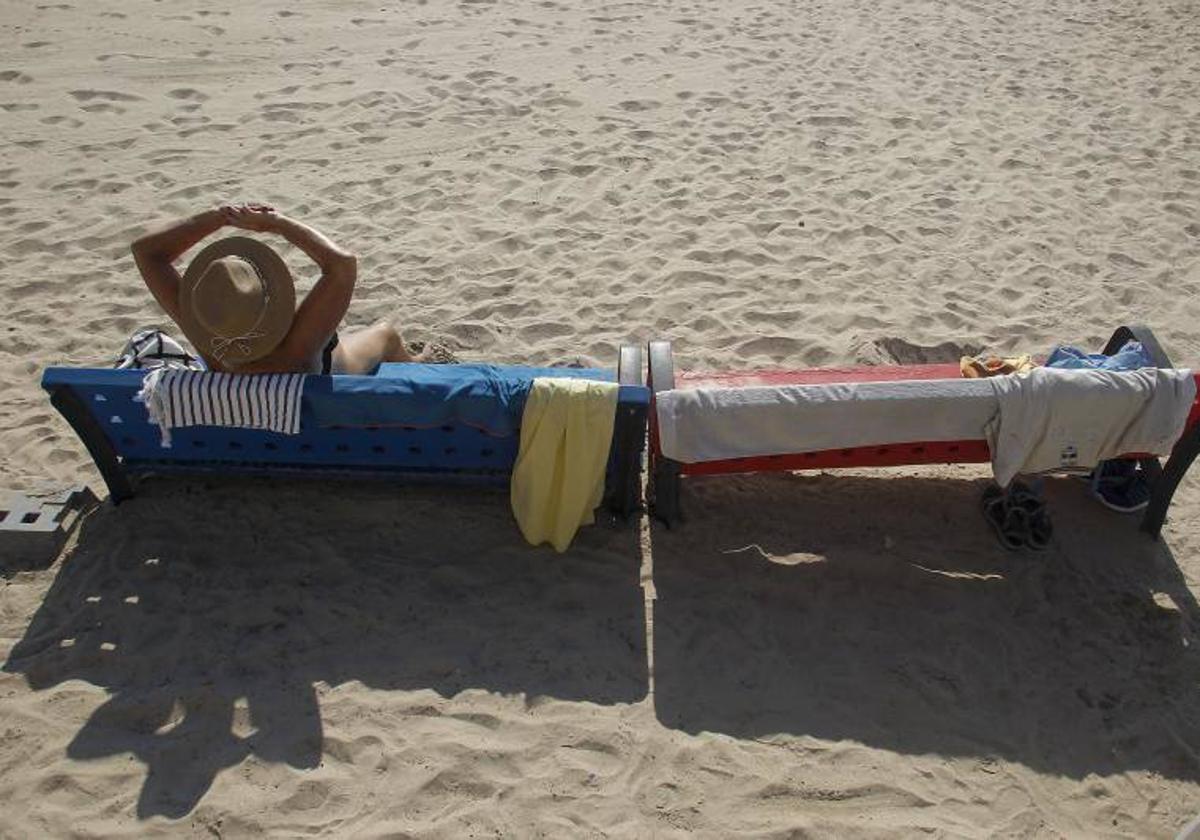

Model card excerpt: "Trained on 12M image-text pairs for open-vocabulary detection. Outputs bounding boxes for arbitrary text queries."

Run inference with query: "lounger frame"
[45,345,649,519]
[648,326,1200,539]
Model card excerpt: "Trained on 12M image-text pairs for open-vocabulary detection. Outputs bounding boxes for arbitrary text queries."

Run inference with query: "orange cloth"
[960,354,1037,379]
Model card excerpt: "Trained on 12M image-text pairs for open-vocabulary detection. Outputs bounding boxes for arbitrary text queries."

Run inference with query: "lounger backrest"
[42,365,644,480]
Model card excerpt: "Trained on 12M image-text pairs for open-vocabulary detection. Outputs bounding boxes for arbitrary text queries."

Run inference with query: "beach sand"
[3,0,1200,835]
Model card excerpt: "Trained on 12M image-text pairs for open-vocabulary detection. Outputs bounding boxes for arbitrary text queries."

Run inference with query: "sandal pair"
[981,481,1053,551]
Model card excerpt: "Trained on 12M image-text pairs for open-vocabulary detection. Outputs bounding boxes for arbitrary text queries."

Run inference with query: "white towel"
[655,378,999,463]
[137,368,306,447]
[986,367,1196,486]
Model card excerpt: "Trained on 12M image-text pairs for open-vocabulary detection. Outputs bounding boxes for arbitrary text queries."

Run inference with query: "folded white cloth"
[138,368,306,447]
[655,378,998,463]
[986,367,1195,485]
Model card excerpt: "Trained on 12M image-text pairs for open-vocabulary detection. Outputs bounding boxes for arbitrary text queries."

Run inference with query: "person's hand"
[219,203,281,232]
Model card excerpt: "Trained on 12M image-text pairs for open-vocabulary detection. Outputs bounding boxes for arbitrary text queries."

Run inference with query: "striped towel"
[137,368,306,447]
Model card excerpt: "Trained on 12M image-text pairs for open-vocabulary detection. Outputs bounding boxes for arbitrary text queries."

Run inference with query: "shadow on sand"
[650,471,1200,781]
[3,477,647,819]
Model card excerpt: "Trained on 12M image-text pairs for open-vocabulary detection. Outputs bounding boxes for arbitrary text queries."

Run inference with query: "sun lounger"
[648,326,1200,538]
[42,345,649,518]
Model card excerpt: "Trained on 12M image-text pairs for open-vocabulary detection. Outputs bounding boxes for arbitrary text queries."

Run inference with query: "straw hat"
[179,237,296,366]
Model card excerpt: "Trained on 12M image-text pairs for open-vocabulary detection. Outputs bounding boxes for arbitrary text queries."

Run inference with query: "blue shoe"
[1087,460,1151,514]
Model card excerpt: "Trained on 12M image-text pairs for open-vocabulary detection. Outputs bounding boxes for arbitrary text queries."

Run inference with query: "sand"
[2,0,1200,835]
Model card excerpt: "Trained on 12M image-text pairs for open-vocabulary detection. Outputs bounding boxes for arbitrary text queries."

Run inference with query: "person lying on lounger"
[131,203,430,374]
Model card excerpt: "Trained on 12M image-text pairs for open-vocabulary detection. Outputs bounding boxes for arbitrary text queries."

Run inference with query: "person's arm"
[222,206,357,362]
[130,208,229,322]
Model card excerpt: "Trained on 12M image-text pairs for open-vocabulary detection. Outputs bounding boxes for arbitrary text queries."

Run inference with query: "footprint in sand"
[69,89,142,102]
[0,70,33,84]
[167,88,208,102]
[616,99,660,112]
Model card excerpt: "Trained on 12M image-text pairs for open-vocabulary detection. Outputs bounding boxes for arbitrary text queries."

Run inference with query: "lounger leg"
[608,402,646,518]
[651,458,682,527]
[1141,425,1200,539]
[48,386,134,504]
[1099,325,1188,538]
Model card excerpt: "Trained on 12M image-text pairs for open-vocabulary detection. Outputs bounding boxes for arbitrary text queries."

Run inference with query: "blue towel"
[1045,340,1153,372]
[305,363,615,437]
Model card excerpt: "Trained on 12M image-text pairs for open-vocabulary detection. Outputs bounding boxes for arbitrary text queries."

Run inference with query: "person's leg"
[330,320,415,375]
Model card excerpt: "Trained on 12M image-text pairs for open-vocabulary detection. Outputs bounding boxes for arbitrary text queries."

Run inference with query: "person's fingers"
[216,204,278,231]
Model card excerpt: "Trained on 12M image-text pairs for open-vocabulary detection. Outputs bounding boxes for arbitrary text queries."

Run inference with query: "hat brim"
[179,236,297,367]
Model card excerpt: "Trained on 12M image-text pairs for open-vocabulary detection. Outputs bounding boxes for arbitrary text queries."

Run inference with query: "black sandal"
[981,484,1029,550]
[1007,481,1053,551]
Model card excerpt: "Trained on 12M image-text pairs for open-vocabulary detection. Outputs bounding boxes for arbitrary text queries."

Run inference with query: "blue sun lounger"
[42,345,649,517]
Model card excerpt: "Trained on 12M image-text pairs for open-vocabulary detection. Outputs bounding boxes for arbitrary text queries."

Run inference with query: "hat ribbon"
[210,330,268,362]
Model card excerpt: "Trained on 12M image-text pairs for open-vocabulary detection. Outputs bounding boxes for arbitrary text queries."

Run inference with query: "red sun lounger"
[647,326,1200,539]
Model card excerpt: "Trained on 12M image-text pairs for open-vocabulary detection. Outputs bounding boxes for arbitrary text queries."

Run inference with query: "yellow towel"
[510,377,619,552]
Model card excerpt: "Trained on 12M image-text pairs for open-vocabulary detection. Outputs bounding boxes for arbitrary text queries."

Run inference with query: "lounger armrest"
[618,344,644,387]
[1104,324,1173,368]
[648,340,675,393]
[646,340,682,525]
[44,383,134,504]
[605,345,648,519]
